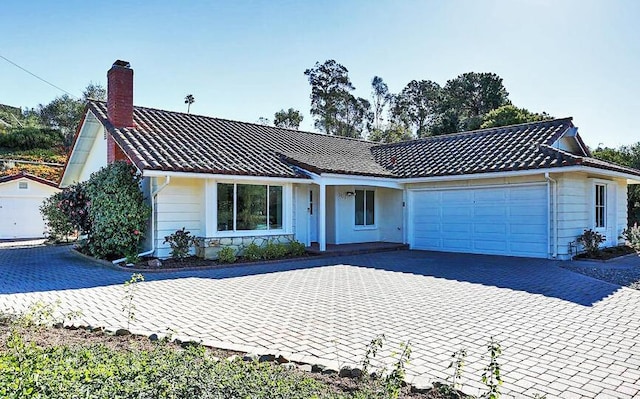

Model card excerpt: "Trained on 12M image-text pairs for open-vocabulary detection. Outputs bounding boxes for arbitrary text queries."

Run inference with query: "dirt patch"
[122,254,316,271]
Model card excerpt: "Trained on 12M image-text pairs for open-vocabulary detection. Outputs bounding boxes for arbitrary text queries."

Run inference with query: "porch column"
[318,182,327,251]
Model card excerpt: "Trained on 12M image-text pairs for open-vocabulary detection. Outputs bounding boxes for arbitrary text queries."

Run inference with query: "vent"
[18,181,28,189]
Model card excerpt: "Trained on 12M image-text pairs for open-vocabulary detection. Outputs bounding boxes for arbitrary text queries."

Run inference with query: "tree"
[37,83,107,150]
[436,72,510,133]
[184,94,195,113]
[592,143,640,226]
[304,60,355,136]
[335,95,372,139]
[368,122,413,143]
[257,117,271,125]
[371,76,390,131]
[481,105,552,129]
[274,108,303,129]
[391,80,442,138]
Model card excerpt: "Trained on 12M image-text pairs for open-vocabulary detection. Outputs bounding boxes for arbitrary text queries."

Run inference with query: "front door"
[309,187,318,242]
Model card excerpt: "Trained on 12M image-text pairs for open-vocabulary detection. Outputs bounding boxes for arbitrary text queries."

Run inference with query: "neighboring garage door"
[409,184,548,258]
[0,196,48,239]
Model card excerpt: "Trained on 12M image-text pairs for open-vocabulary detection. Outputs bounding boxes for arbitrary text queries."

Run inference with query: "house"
[0,172,60,239]
[60,60,640,260]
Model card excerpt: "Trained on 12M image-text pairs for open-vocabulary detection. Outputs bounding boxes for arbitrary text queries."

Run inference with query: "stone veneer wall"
[195,234,295,260]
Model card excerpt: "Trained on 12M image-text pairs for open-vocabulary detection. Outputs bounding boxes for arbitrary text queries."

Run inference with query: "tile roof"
[371,118,640,178]
[0,172,59,188]
[88,101,392,178]
[87,101,640,180]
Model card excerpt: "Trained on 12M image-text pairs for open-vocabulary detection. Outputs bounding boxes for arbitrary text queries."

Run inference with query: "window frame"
[216,182,284,233]
[354,188,376,229]
[594,183,606,229]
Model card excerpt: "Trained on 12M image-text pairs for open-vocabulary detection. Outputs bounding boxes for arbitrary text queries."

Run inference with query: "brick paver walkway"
[1,245,639,398]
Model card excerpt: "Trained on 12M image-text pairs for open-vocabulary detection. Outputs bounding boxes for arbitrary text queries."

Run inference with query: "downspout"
[545,173,558,258]
[112,176,171,264]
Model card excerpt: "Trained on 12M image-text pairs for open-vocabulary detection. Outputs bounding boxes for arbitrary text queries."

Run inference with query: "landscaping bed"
[0,318,471,399]
[572,245,637,261]
[122,252,317,270]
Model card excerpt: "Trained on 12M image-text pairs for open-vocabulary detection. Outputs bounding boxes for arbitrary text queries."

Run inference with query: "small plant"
[361,334,385,380]
[17,300,83,329]
[449,348,468,390]
[620,223,640,250]
[288,240,307,257]
[481,338,503,399]
[577,229,606,256]
[384,340,411,399]
[244,242,263,261]
[122,273,144,330]
[217,246,237,263]
[263,240,290,260]
[164,227,196,260]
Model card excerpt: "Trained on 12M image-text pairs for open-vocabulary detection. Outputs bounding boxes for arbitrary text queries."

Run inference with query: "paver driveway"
[1,245,639,398]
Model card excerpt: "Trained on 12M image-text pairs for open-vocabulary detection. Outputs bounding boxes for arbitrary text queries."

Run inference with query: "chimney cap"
[112,60,131,68]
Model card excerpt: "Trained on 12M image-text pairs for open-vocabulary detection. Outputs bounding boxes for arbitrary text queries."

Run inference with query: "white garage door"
[409,184,548,258]
[0,196,48,239]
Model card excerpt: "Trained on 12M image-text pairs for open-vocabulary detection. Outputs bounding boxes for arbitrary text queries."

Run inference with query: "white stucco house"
[0,172,60,239]
[60,60,640,260]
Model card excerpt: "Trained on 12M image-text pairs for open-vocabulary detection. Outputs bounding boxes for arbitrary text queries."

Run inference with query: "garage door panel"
[410,185,548,258]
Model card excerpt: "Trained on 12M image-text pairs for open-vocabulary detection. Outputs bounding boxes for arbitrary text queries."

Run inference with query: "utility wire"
[0,53,78,99]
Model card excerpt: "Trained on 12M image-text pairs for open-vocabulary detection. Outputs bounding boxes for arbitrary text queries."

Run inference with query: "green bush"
[217,246,237,263]
[163,227,196,260]
[0,127,63,150]
[84,162,151,260]
[40,192,76,241]
[0,332,333,399]
[244,242,263,261]
[577,229,606,256]
[263,241,290,260]
[620,224,640,250]
[288,240,307,257]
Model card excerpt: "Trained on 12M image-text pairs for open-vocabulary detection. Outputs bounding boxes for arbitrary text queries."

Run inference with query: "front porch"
[306,241,409,256]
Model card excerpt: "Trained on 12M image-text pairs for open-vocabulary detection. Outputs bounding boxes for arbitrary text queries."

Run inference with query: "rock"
[350,368,363,379]
[243,353,259,362]
[275,355,289,364]
[322,368,338,375]
[148,259,162,268]
[281,362,297,370]
[226,355,241,362]
[53,322,63,329]
[259,354,276,363]
[339,366,352,377]
[115,328,130,336]
[181,340,200,348]
[149,333,159,342]
[311,364,325,373]
[298,364,313,372]
[411,382,433,394]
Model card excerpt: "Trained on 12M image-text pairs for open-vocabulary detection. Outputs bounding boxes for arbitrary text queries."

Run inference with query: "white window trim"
[354,188,377,229]
[589,179,610,232]
[216,182,287,235]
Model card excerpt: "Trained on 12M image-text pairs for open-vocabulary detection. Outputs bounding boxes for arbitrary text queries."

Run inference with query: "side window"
[595,184,606,228]
[355,189,375,226]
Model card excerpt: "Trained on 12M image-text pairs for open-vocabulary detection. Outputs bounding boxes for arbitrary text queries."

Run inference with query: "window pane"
[217,183,234,231]
[269,186,283,229]
[236,184,267,230]
[355,190,364,225]
[366,190,375,225]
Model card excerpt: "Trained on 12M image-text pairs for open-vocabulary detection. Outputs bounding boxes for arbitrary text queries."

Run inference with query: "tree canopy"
[481,105,552,129]
[274,108,303,129]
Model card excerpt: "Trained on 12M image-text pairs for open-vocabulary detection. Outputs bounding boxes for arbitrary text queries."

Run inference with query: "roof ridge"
[88,100,375,145]
[373,117,574,150]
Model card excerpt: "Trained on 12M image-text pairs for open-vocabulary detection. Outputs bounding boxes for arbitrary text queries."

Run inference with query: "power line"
[0,53,78,99]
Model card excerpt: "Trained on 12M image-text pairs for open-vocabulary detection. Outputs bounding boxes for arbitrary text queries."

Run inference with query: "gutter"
[545,173,558,258]
[112,176,171,264]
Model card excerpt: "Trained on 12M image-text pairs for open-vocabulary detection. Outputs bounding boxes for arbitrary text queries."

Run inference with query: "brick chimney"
[106,60,133,163]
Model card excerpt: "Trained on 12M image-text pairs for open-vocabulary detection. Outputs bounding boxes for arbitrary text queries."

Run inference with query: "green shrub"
[40,192,76,241]
[0,332,331,399]
[263,241,289,260]
[620,224,640,250]
[84,162,151,260]
[244,242,263,261]
[288,240,307,257]
[577,229,606,256]
[163,228,196,260]
[217,246,237,263]
[0,127,63,150]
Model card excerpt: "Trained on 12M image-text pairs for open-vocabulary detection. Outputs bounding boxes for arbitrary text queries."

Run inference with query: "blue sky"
[1,0,638,148]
